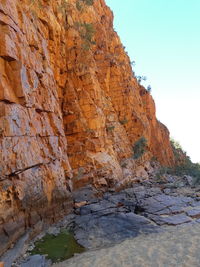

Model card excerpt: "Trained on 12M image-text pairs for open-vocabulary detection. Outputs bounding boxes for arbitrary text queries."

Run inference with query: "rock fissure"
[0,99,16,104]
[7,162,44,177]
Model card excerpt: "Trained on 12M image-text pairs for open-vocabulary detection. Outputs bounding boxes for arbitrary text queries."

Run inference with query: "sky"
[105,0,200,163]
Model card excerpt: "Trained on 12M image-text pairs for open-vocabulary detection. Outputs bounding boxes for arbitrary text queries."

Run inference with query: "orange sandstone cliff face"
[0,0,174,254]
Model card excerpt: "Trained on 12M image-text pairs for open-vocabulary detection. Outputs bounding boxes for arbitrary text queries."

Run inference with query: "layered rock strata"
[0,0,175,255]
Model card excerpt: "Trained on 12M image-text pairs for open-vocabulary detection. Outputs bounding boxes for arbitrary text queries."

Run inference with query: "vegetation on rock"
[120,117,128,125]
[133,137,147,159]
[106,125,115,132]
[75,22,96,50]
[136,75,147,84]
[76,0,94,11]
[157,139,200,185]
[147,85,152,93]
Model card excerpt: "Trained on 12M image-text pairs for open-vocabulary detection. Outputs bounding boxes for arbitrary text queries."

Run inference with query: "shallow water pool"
[31,230,85,263]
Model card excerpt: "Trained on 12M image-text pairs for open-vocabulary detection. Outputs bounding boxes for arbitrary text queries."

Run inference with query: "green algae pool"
[31,230,85,263]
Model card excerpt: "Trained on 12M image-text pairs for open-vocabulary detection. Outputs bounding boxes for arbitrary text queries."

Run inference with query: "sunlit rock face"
[0,0,175,255]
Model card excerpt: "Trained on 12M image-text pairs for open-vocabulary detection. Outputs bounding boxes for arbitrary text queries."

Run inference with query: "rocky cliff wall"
[0,0,174,255]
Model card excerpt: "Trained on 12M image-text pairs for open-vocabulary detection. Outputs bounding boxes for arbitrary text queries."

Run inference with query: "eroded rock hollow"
[0,0,175,255]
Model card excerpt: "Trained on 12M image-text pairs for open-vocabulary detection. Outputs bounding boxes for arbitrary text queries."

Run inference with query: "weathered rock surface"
[53,223,200,267]
[20,255,48,267]
[72,182,200,250]
[5,179,200,266]
[0,0,176,255]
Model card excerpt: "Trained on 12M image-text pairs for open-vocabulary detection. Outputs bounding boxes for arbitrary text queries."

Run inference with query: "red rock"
[74,201,87,208]
[0,0,175,255]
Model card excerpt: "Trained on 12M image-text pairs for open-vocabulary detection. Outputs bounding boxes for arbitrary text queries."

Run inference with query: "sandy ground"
[54,223,200,267]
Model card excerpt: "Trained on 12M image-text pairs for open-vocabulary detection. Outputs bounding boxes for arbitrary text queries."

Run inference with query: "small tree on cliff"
[158,139,200,185]
[136,75,147,84]
[147,85,152,93]
[133,137,147,159]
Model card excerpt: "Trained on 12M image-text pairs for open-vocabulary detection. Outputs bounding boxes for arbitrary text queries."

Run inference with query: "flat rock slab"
[21,255,50,267]
[0,233,29,267]
[79,200,117,215]
[160,214,192,225]
[141,194,194,214]
[148,214,192,226]
[74,212,160,249]
[103,192,132,204]
[72,185,99,203]
[186,208,200,218]
[72,186,200,251]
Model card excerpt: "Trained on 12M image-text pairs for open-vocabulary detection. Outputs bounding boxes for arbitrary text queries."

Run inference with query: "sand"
[53,223,200,267]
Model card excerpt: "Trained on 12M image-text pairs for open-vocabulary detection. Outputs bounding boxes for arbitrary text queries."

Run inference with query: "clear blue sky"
[106,0,200,163]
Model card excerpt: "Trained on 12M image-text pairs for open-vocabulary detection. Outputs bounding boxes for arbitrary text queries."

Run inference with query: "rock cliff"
[0,0,175,255]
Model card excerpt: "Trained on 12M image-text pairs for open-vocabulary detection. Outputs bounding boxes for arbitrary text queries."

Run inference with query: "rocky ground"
[2,175,200,266]
[54,223,200,267]
[70,175,200,250]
